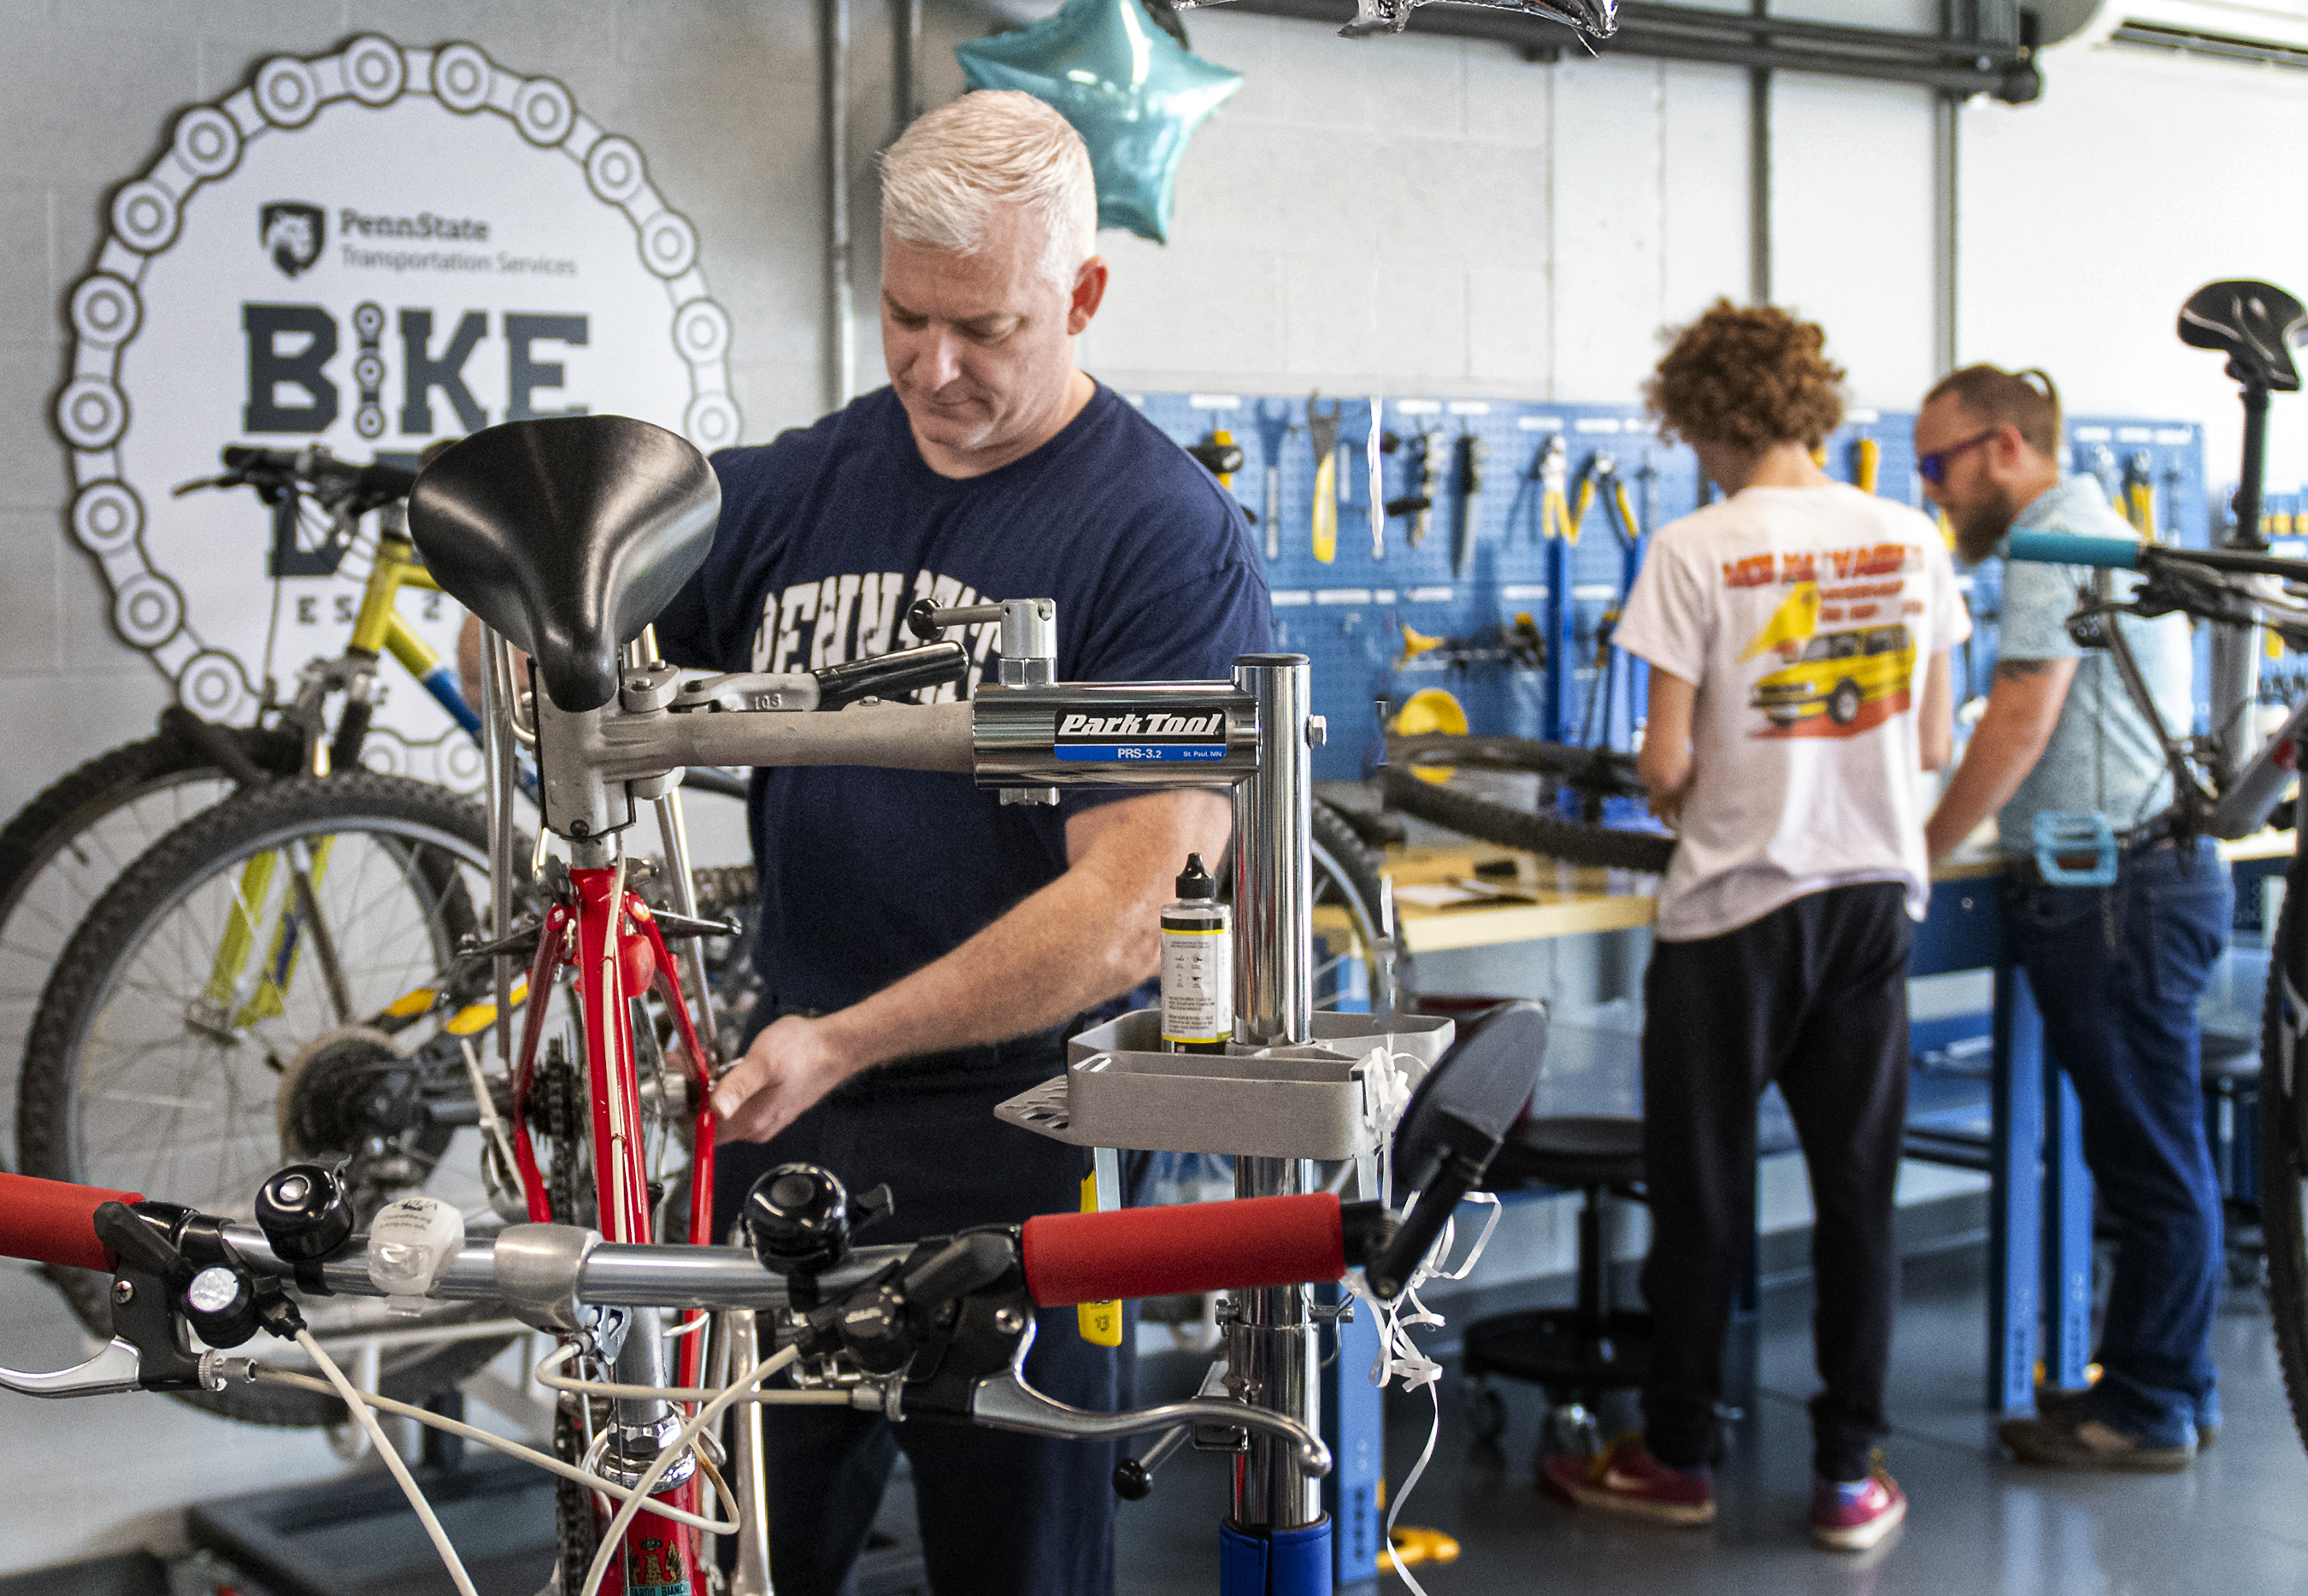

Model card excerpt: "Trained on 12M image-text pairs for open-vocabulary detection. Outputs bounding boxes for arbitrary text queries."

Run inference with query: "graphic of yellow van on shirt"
[1751,621,1916,733]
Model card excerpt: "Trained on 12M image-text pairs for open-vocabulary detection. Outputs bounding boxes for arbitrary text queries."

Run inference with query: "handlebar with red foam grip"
[0,1172,144,1273]
[1021,1192,1344,1308]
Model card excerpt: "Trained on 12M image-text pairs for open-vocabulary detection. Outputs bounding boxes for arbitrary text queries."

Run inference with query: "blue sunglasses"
[1917,430,1997,485]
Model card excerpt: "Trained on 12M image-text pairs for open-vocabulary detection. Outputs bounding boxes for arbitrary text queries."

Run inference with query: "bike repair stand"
[999,656,1456,1596]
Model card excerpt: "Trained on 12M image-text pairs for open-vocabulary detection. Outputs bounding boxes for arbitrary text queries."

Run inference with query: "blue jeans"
[2007,838,2232,1446]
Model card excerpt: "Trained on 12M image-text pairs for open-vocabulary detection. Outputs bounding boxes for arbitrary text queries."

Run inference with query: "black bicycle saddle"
[2179,280,2305,393]
[408,415,721,712]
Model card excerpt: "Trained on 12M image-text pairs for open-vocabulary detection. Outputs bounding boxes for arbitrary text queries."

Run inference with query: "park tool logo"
[1053,710,1228,763]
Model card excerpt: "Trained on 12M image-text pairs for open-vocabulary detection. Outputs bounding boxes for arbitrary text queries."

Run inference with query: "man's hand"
[703,789,1231,1144]
[710,1014,860,1145]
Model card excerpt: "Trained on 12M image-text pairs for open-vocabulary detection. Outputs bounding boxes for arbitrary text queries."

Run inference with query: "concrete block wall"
[1081,19,1764,406]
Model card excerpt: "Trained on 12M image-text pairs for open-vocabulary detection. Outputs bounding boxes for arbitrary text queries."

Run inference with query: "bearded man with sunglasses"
[1917,365,2229,1474]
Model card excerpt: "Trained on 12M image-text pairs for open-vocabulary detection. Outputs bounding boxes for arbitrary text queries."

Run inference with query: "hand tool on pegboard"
[1308,393,1342,564]
[1252,400,1291,561]
[2123,450,2160,541]
[1186,428,1252,536]
[1851,433,1881,495]
[1406,430,1446,549]
[1537,434,1575,541]
[1186,429,1244,485]
[1576,452,1641,550]
[1579,608,1625,747]
[1367,398,1387,561]
[1453,429,1488,577]
[1573,452,1643,748]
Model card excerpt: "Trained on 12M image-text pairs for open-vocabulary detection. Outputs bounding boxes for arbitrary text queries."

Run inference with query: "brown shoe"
[1999,1411,2195,1473]
[2034,1385,2216,1449]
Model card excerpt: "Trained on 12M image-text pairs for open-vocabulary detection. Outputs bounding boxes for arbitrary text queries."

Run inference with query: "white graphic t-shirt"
[1614,482,1971,942]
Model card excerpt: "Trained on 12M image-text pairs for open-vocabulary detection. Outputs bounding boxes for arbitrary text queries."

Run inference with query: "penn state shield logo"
[259,201,325,279]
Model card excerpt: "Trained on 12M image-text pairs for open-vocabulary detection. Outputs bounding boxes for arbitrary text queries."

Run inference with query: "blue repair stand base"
[1219,1516,1334,1596]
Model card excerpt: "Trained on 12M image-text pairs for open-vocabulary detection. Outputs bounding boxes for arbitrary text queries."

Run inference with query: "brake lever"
[0,1337,148,1399]
[171,473,243,498]
[969,1366,1332,1480]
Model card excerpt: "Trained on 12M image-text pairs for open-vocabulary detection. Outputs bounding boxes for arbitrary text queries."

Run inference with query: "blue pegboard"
[1128,390,1931,780]
[1121,392,2210,775]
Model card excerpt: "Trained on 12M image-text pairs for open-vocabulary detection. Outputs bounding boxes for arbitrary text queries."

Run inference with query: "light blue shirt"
[1994,476,2192,846]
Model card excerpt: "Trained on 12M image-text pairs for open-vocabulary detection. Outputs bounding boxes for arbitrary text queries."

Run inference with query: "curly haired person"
[1540,302,1967,1551]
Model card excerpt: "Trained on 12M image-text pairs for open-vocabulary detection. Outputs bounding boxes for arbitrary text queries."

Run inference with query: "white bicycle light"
[366,1196,466,1316]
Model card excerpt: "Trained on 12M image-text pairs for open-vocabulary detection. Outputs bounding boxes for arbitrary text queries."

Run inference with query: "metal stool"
[2202,1028,2264,1286]
[1461,1114,1651,1457]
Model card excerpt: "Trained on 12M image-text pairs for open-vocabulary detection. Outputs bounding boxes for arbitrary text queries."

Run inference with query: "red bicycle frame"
[503,859,721,1596]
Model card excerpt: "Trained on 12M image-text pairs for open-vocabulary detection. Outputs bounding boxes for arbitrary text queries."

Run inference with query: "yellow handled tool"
[1308,394,1342,564]
[1536,436,1575,542]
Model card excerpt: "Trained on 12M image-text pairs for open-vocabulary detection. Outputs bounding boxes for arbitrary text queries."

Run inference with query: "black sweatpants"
[710,1031,1128,1596]
[1639,880,1911,1483]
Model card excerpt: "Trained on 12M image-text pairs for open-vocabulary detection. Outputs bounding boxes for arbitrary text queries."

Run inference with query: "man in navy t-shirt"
[651,92,1270,1595]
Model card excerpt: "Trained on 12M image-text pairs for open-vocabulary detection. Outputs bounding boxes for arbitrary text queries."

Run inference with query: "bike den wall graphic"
[51,36,741,786]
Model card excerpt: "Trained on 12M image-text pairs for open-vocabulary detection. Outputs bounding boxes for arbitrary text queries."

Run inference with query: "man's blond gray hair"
[880,90,1098,287]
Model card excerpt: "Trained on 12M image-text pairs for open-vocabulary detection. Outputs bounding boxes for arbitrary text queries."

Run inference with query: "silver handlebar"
[2,1222,1334,1474]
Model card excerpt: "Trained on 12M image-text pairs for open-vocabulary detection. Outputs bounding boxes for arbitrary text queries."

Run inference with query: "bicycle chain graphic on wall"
[52,35,741,787]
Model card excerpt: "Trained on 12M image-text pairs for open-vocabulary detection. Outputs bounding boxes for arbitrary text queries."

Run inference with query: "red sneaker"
[1540,1436,1716,1526]
[1810,1462,1905,1552]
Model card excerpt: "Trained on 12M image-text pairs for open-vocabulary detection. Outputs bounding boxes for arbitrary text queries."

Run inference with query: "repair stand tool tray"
[995,1010,1453,1159]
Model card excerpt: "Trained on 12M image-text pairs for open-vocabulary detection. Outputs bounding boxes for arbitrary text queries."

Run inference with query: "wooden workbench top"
[1381,827,2294,953]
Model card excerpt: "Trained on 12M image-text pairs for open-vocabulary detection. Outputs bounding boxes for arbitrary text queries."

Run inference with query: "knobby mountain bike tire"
[2259,842,2308,1454]
[1310,799,1403,1015]
[18,773,506,1426]
[1386,733,1646,799]
[0,717,303,1174]
[1380,765,1676,875]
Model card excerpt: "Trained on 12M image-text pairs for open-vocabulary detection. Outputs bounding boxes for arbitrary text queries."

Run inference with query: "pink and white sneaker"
[1810,1462,1906,1552]
[1540,1436,1716,1526]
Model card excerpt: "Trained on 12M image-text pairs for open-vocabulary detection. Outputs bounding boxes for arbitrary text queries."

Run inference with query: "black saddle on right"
[408,415,721,712]
[2179,280,2305,393]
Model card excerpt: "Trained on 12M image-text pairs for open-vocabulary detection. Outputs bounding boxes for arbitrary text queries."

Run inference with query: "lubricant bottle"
[1160,853,1232,1054]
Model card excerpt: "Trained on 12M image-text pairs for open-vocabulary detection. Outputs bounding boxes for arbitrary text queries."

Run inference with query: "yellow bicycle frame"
[203,528,456,1033]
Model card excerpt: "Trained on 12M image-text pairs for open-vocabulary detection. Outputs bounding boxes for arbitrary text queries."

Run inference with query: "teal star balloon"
[957,0,1242,245]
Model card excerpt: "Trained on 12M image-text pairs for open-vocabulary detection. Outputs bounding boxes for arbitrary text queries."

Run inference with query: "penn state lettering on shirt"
[751,568,1003,702]
[645,383,1273,1019]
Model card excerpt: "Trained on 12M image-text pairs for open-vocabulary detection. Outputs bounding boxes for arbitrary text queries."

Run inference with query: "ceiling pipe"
[1217,0,2042,103]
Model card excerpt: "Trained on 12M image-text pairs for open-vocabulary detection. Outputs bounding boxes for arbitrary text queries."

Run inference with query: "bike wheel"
[1380,764,1676,875]
[0,722,297,1169]
[2259,845,2308,1452]
[1311,799,1402,1016]
[18,773,509,1426]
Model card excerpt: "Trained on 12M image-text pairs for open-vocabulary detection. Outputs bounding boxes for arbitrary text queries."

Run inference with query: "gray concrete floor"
[1119,1246,2308,1595]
